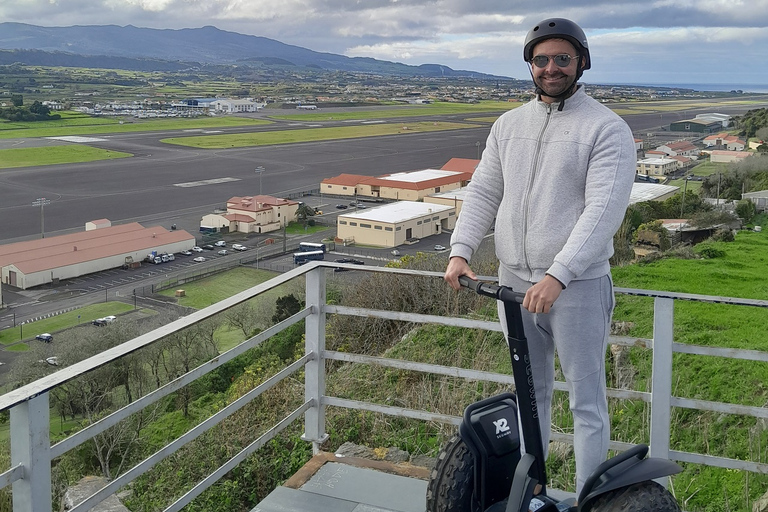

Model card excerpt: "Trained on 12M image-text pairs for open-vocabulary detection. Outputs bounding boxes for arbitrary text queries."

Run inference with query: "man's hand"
[444,256,477,290]
[522,275,563,314]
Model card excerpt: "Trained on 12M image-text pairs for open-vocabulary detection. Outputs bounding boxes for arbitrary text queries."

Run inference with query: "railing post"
[650,297,674,465]
[302,267,329,453]
[11,393,52,512]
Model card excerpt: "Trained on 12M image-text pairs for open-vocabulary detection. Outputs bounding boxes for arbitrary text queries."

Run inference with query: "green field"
[0,113,272,139]
[0,144,132,169]
[0,302,137,346]
[161,121,480,149]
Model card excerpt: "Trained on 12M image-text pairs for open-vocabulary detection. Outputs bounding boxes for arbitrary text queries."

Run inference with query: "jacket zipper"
[522,102,553,281]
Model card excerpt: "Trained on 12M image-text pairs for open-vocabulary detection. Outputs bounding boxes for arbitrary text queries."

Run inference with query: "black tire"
[588,480,681,512]
[426,434,476,512]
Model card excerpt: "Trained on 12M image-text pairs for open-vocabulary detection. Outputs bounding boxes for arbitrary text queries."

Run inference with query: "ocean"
[626,83,768,94]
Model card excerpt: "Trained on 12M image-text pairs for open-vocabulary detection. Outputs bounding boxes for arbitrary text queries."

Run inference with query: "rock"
[410,454,437,470]
[753,489,768,512]
[62,476,130,511]
[335,441,375,459]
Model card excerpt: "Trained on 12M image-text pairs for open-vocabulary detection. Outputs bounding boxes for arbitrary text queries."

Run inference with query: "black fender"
[578,444,682,511]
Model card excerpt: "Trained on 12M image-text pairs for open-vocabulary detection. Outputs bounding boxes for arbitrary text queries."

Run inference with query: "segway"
[426,276,682,512]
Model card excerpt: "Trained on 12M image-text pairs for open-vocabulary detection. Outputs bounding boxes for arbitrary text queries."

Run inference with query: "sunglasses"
[530,54,579,68]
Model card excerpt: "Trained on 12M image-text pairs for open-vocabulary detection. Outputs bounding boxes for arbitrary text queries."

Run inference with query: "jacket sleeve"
[546,118,635,286]
[449,120,506,263]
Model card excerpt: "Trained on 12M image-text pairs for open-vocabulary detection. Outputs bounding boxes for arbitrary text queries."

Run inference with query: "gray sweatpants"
[497,268,614,495]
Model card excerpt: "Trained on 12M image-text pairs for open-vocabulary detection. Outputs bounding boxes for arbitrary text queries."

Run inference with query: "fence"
[0,263,767,511]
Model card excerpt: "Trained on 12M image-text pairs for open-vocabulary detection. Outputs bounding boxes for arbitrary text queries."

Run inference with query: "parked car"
[103,315,117,323]
[334,258,353,264]
[335,204,348,209]
[191,246,203,253]
[180,250,192,256]
[434,244,446,251]
[214,241,226,247]
[350,259,365,265]
[232,244,247,251]
[92,318,107,326]
[193,256,206,263]
[45,357,59,366]
[217,249,228,256]
[391,249,401,256]
[35,333,53,342]
[202,244,215,250]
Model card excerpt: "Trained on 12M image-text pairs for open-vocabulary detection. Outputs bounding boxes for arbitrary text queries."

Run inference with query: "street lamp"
[475,141,481,160]
[32,197,51,238]
[255,166,265,195]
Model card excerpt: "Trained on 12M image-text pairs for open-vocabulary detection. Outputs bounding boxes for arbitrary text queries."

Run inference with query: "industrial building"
[0,222,195,290]
[336,201,455,248]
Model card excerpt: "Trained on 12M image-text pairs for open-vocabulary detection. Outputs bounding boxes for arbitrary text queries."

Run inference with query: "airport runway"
[2,97,768,243]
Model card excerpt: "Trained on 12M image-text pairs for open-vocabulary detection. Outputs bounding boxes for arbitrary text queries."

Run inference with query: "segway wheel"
[588,480,681,512]
[426,434,475,512]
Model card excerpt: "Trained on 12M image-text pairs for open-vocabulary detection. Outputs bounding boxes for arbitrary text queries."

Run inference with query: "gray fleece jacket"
[450,87,636,287]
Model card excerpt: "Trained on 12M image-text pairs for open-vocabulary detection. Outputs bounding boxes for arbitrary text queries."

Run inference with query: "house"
[703,133,746,150]
[742,190,768,212]
[656,141,700,158]
[200,195,299,234]
[637,157,678,177]
[710,150,752,163]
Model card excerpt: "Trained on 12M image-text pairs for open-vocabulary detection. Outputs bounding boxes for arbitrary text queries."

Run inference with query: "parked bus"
[293,250,325,265]
[299,242,327,253]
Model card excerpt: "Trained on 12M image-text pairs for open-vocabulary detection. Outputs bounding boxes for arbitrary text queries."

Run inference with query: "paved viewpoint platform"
[252,452,431,512]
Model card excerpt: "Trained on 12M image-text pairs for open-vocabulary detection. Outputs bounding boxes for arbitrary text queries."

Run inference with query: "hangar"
[336,201,455,248]
[0,222,195,290]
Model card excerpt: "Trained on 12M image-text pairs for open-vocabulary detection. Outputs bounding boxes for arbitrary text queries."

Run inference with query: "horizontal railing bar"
[615,287,768,308]
[68,354,312,512]
[324,396,462,426]
[324,304,504,331]
[51,309,311,458]
[672,342,768,362]
[325,350,515,385]
[671,396,768,418]
[163,400,313,512]
[0,464,24,490]
[0,265,310,412]
[670,450,768,474]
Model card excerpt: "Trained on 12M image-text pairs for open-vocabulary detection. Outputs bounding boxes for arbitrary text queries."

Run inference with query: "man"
[444,18,636,495]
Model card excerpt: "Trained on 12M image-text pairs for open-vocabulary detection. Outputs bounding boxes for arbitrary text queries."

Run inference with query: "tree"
[28,100,50,116]
[10,94,22,107]
[272,294,302,323]
[756,126,768,142]
[735,199,757,224]
[295,203,315,223]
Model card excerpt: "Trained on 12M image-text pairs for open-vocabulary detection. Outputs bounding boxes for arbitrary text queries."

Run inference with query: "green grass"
[285,222,331,235]
[269,100,520,121]
[158,267,280,310]
[0,144,132,169]
[0,112,272,139]
[0,302,137,345]
[161,121,479,149]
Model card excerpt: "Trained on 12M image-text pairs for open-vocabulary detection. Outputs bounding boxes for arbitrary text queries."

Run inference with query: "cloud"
[2,0,768,85]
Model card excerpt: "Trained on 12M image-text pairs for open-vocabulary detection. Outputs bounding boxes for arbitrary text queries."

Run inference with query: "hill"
[0,23,503,78]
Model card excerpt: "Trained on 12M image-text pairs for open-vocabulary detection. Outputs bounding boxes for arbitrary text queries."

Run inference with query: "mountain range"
[0,22,502,79]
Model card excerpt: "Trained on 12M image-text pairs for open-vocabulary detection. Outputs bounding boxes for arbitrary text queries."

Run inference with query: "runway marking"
[361,120,386,124]
[174,177,241,188]
[45,136,109,143]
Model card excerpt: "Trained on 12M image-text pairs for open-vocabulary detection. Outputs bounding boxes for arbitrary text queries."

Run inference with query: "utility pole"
[32,197,51,238]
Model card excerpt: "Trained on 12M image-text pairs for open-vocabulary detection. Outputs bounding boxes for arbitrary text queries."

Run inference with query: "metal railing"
[1,263,767,511]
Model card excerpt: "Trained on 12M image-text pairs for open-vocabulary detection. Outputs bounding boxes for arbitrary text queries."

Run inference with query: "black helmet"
[523,18,591,70]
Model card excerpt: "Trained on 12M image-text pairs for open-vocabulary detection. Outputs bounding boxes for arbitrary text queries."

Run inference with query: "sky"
[3,0,768,90]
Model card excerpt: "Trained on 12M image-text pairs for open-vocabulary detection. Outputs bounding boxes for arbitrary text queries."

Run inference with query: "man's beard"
[535,72,577,99]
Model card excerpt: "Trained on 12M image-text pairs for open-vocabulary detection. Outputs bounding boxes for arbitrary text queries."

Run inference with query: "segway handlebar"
[458,276,525,304]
